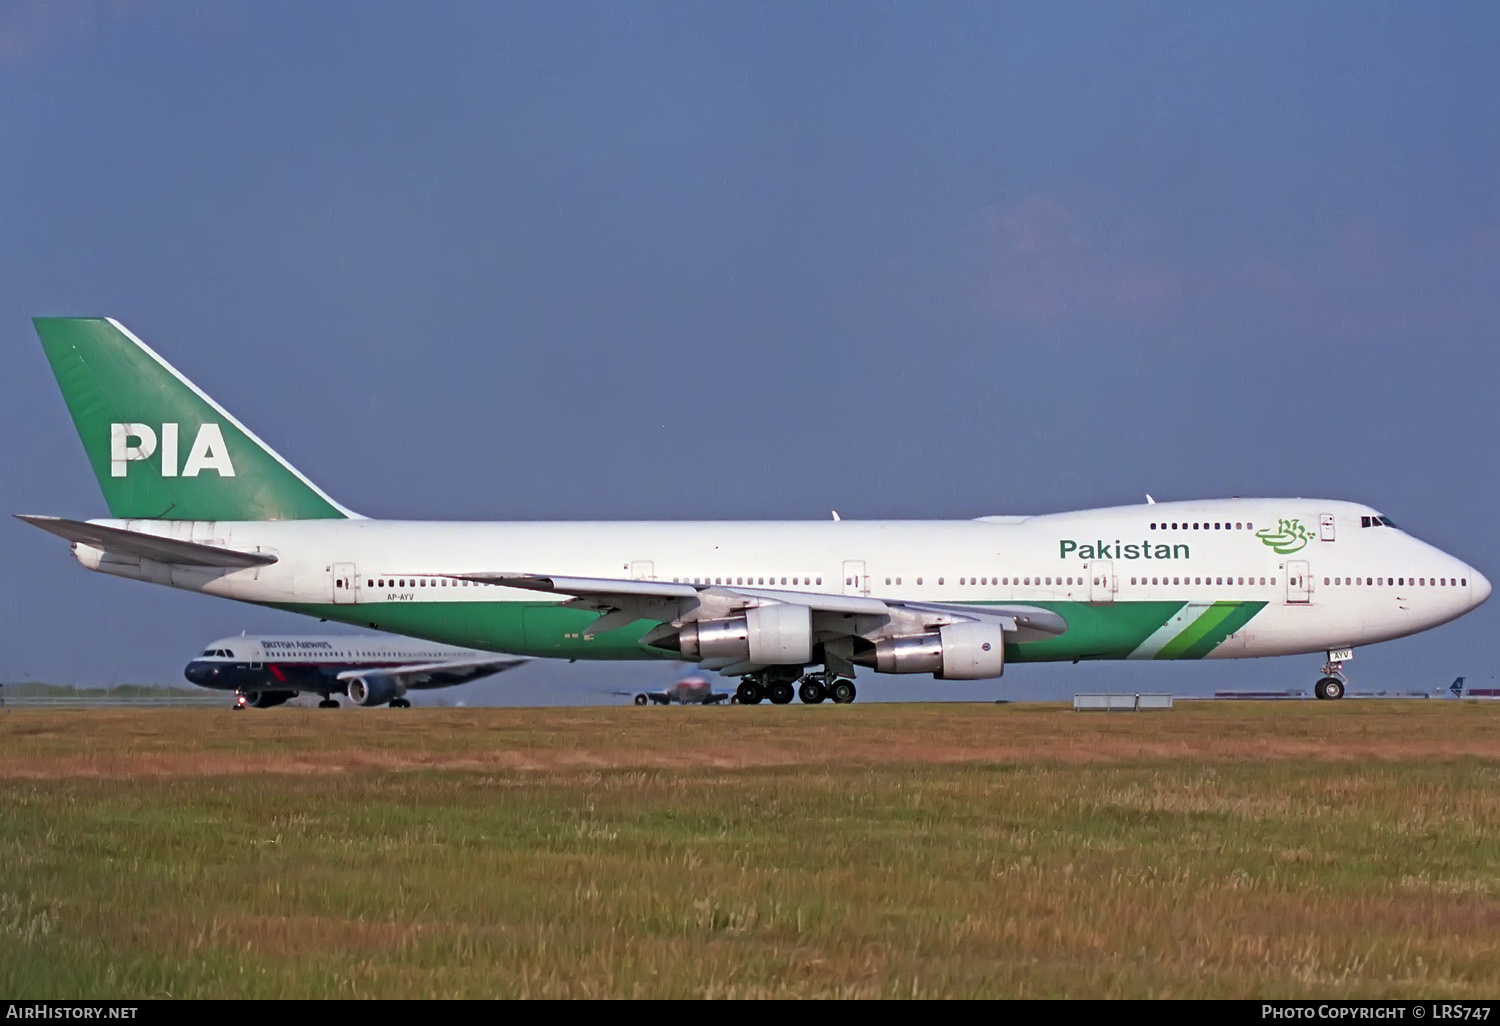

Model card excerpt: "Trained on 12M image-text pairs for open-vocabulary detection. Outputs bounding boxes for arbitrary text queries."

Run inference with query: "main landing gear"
[734,673,796,705]
[735,671,858,705]
[796,672,857,705]
[1314,653,1350,700]
[389,698,412,708]
[317,697,340,709]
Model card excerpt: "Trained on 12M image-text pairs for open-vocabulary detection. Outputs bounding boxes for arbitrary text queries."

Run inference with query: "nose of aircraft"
[1473,569,1492,607]
[183,660,213,686]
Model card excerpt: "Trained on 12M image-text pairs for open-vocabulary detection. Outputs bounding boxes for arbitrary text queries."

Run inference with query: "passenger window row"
[351,569,1465,595]
[370,577,473,588]
[1327,576,1464,587]
[670,576,824,587]
[1149,521,1254,531]
[1130,576,1274,586]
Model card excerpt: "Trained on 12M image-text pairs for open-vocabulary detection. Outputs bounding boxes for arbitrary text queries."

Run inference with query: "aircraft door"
[332,562,358,605]
[842,560,868,596]
[630,560,655,580]
[1091,560,1115,603]
[1284,560,1311,604]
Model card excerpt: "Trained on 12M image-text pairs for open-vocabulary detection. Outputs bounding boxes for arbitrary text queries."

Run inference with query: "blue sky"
[1,1,1496,703]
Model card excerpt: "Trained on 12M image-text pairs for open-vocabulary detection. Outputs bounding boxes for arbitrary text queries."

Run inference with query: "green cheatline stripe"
[1179,600,1267,659]
[1154,602,1240,660]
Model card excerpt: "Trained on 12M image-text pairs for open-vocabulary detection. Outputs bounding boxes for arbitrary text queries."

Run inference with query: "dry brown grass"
[4,701,1500,997]
[4,700,1497,778]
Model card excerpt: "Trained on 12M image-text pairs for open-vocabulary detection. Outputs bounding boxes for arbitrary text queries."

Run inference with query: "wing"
[448,572,1067,673]
[336,655,528,692]
[17,515,277,568]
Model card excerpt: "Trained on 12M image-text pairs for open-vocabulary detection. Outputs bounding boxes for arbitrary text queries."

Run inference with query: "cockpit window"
[1361,515,1397,529]
[202,649,215,656]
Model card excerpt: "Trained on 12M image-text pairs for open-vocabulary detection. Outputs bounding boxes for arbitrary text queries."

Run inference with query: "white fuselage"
[70,498,1489,670]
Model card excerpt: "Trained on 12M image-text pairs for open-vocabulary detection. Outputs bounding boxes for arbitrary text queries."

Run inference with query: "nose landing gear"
[1314,652,1350,700]
[1314,677,1345,700]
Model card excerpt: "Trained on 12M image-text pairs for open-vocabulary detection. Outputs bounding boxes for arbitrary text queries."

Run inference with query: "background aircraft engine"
[345,676,405,707]
[865,622,1006,680]
[676,605,814,665]
[241,689,296,709]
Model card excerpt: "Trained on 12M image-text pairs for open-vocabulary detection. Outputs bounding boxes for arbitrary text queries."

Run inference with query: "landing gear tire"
[389,698,411,708]
[634,693,649,706]
[736,680,764,705]
[1314,677,1345,701]
[798,679,827,704]
[767,681,795,705]
[830,679,857,704]
[318,698,339,709]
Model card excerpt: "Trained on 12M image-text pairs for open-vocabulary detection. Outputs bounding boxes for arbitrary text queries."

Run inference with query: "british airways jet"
[19,318,1491,705]
[185,634,527,708]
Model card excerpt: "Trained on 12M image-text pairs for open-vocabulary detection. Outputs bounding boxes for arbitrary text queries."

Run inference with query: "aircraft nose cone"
[184,661,220,686]
[1474,569,1492,607]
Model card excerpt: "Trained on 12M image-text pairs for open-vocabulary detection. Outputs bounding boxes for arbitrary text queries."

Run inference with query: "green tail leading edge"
[17,317,1490,704]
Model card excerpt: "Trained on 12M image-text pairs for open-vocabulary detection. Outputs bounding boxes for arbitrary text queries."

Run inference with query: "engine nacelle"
[863,621,1006,680]
[346,676,406,707]
[676,605,813,665]
[239,689,295,709]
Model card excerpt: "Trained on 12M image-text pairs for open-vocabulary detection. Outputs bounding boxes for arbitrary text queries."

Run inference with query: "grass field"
[3,701,1499,998]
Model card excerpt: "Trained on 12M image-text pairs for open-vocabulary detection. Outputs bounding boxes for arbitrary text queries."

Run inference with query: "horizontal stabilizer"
[15,515,277,568]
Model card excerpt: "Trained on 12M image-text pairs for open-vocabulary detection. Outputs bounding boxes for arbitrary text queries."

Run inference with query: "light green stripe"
[1181,601,1267,659]
[1126,602,1206,660]
[1155,602,1239,660]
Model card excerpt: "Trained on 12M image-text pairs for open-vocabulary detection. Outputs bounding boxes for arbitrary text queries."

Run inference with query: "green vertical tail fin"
[31,317,356,521]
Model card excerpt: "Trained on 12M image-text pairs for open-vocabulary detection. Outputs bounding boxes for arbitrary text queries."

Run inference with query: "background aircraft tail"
[31,318,356,521]
[1450,677,1466,698]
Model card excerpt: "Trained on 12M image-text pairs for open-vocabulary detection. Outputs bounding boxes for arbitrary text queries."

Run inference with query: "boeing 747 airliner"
[19,319,1490,704]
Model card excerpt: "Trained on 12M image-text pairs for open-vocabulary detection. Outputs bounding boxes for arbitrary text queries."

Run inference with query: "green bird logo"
[1256,518,1312,555]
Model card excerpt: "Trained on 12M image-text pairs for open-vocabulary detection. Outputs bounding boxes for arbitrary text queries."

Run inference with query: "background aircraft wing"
[336,655,528,691]
[16,515,277,568]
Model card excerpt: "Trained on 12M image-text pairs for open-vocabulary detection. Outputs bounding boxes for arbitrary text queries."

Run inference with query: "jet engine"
[238,689,296,709]
[670,605,813,665]
[345,676,406,707]
[856,621,1006,680]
